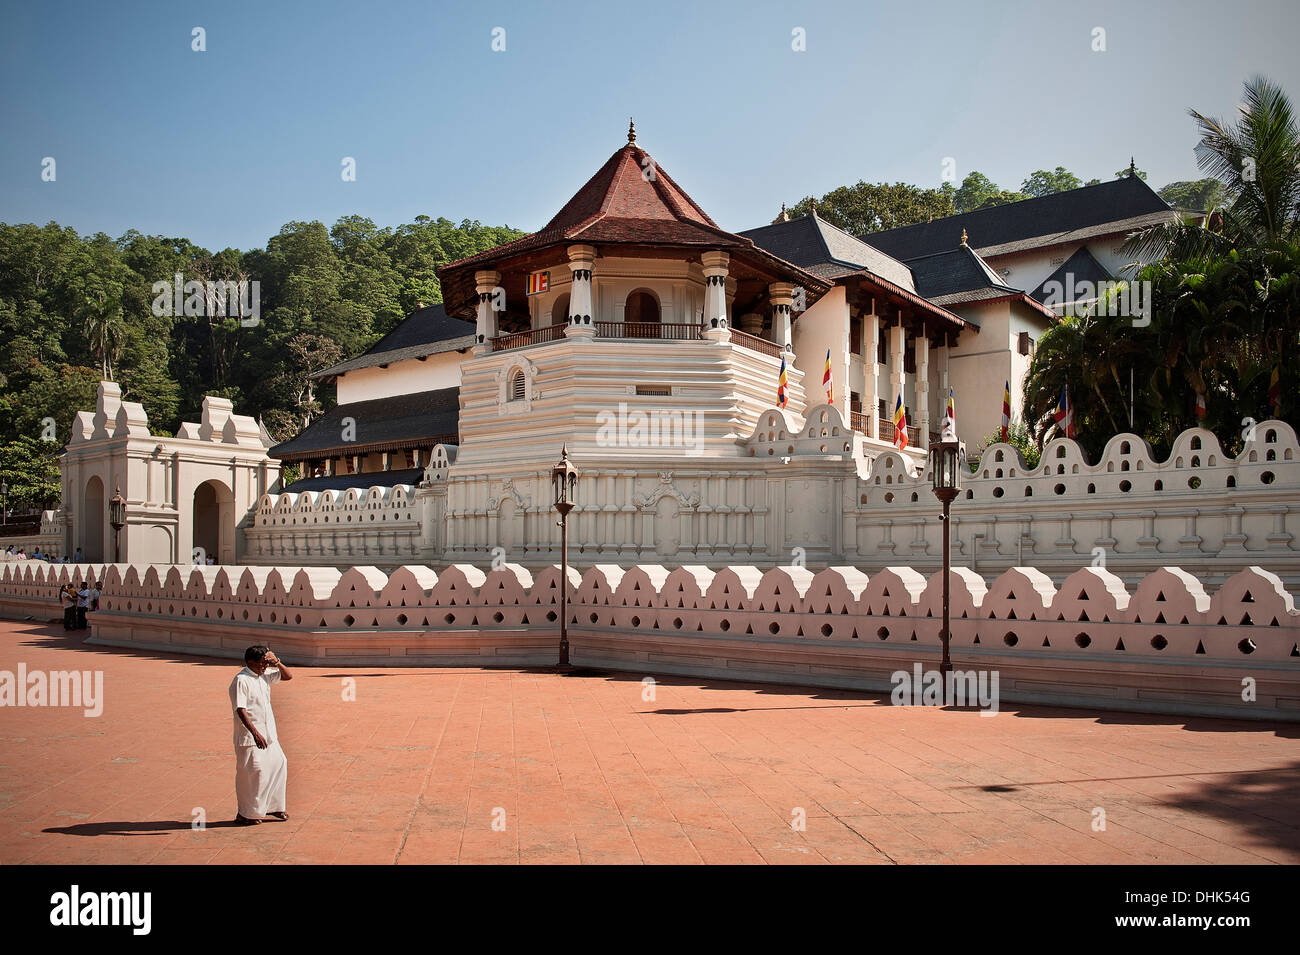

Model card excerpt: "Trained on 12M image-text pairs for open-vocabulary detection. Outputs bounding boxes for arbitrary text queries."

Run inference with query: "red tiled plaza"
[1,619,1297,865]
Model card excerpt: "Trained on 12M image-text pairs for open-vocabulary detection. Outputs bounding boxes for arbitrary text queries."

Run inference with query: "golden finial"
[809,197,818,216]
[627,118,636,144]
[960,228,968,246]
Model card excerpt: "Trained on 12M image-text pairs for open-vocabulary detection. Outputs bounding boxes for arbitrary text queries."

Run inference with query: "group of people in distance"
[59,580,100,630]
[2,545,84,563]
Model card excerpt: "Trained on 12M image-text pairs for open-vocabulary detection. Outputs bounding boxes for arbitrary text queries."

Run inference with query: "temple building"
[47,122,1290,587]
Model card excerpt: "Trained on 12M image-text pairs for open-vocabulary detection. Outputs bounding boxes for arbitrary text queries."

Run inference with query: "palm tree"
[81,289,125,381]
[1126,75,1300,264]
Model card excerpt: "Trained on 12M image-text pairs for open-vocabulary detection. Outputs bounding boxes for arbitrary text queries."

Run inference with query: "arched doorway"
[626,289,660,337]
[192,479,235,564]
[551,293,570,327]
[82,476,105,562]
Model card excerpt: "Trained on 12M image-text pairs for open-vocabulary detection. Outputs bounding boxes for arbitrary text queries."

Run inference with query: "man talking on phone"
[229,645,293,825]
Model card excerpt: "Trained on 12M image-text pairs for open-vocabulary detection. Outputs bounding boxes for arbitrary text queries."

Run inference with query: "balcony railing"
[729,328,783,358]
[867,418,926,448]
[595,321,703,341]
[491,322,566,351]
[489,319,785,359]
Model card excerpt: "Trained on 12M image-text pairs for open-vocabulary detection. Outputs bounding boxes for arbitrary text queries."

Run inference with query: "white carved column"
[769,281,794,353]
[890,317,906,434]
[866,304,880,439]
[473,270,502,354]
[565,244,596,339]
[916,332,930,444]
[702,251,731,342]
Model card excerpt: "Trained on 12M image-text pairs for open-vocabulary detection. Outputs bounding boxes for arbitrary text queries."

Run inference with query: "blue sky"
[2,0,1298,252]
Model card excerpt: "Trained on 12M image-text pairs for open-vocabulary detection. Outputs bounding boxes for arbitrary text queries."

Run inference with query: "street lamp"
[108,484,126,563]
[0,480,7,526]
[929,428,961,678]
[551,446,579,667]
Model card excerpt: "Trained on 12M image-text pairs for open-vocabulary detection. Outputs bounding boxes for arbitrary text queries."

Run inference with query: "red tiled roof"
[439,142,799,273]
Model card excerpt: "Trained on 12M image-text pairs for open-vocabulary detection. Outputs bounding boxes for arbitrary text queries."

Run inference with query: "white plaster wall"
[336,352,463,405]
[792,286,849,418]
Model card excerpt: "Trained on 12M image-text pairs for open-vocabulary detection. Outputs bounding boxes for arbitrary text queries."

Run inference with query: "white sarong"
[234,740,288,817]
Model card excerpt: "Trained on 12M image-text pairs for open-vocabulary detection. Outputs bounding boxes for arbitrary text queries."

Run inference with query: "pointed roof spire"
[809,197,818,216]
[780,202,789,222]
[960,227,968,246]
[1129,156,1136,177]
[627,117,636,145]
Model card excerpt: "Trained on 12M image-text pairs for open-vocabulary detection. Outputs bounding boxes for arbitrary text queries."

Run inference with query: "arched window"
[625,289,660,336]
[551,293,570,326]
[508,368,526,402]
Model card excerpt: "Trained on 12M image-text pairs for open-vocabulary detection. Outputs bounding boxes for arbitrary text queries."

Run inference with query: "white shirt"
[76,588,90,608]
[229,666,281,747]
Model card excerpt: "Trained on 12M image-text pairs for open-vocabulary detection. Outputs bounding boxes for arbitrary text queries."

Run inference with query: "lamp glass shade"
[108,489,127,529]
[929,440,961,491]
[551,449,578,507]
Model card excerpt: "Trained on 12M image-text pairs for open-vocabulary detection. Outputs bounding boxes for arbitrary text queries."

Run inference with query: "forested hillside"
[0,216,525,509]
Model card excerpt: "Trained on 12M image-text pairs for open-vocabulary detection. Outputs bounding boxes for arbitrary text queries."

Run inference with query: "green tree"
[0,434,64,512]
[1158,178,1229,213]
[788,182,956,234]
[954,172,1000,214]
[1021,167,1083,198]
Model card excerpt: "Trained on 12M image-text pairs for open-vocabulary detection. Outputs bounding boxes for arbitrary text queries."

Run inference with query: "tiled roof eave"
[311,336,476,380]
[272,433,459,462]
[837,269,969,330]
[974,211,1177,258]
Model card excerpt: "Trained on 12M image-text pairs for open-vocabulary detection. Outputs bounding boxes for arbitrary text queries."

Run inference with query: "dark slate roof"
[738,214,916,292]
[279,468,424,494]
[901,245,1056,319]
[905,245,1010,300]
[861,176,1175,261]
[269,387,460,461]
[1030,246,1114,306]
[313,304,475,379]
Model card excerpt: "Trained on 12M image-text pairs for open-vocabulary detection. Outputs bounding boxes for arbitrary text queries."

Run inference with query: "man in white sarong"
[230,645,294,824]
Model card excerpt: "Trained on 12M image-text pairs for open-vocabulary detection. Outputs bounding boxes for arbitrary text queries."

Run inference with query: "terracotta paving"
[1,619,1297,865]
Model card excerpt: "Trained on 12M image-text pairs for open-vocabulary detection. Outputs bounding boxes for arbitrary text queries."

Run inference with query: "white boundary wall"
[2,559,1296,722]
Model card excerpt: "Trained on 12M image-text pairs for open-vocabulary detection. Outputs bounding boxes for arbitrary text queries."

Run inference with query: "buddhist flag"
[1195,391,1207,421]
[1000,380,1011,443]
[1269,366,1281,418]
[945,386,956,434]
[777,354,788,409]
[893,394,909,451]
[526,270,549,295]
[1053,383,1076,439]
[823,348,833,404]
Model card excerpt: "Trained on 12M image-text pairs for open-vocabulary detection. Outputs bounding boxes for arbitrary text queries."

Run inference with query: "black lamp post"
[929,434,961,677]
[551,446,579,667]
[108,484,126,563]
[1,480,7,526]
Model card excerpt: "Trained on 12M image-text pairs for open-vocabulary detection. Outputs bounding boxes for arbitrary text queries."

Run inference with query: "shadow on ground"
[44,818,262,836]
